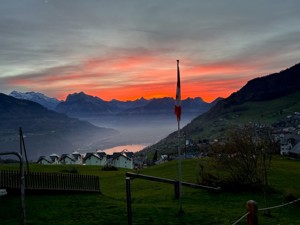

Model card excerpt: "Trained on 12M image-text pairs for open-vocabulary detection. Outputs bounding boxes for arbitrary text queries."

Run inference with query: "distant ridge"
[54,92,213,117]
[120,97,211,115]
[9,89,219,118]
[55,91,120,115]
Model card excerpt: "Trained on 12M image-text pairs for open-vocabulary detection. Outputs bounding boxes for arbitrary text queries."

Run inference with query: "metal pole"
[177,120,182,211]
[19,127,29,172]
[20,155,26,225]
[184,132,187,159]
[126,177,132,225]
[0,152,26,225]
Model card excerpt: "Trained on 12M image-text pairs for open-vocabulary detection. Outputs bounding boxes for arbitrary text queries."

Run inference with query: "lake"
[100,144,149,154]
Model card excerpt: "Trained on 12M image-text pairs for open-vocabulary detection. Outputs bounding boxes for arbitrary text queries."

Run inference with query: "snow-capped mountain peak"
[9,91,61,110]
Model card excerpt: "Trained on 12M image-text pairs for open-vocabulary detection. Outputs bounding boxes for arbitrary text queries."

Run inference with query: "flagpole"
[177,113,182,212]
[175,59,183,212]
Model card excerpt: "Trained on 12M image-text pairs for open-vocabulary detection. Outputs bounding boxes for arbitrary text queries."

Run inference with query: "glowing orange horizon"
[6,53,262,103]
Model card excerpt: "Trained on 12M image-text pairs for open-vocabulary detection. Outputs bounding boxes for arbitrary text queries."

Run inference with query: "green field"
[1,156,300,225]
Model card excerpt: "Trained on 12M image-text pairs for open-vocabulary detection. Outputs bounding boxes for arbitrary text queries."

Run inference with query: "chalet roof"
[124,152,134,158]
[49,153,59,158]
[72,151,81,155]
[110,152,131,161]
[112,152,122,159]
[96,152,106,158]
[37,156,51,163]
[59,154,75,162]
[84,153,100,160]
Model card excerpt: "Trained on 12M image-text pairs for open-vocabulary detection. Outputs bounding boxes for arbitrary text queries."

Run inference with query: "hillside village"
[273,112,300,157]
[37,150,135,169]
[36,111,300,170]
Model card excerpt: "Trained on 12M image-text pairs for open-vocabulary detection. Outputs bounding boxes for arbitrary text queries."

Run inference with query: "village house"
[106,152,134,169]
[96,152,107,166]
[71,151,83,164]
[83,152,107,166]
[37,151,134,169]
[83,153,102,165]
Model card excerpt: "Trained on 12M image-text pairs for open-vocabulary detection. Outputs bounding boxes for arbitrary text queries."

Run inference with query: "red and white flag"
[174,60,181,121]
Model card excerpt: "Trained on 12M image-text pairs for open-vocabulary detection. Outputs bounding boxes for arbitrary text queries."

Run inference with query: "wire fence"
[258,198,300,211]
[232,212,249,225]
[232,198,300,225]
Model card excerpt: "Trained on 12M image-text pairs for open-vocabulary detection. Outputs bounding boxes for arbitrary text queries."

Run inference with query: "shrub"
[60,166,78,174]
[102,165,118,171]
[201,124,279,191]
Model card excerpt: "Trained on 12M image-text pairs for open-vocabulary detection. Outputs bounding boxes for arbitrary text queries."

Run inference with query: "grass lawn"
[0,156,299,225]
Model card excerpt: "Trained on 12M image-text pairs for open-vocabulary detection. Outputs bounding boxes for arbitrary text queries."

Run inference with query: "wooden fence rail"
[0,170,100,193]
[125,172,220,200]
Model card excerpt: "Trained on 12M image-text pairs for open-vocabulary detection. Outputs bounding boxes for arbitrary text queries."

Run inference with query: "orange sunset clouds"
[1,1,300,102]
[5,53,257,102]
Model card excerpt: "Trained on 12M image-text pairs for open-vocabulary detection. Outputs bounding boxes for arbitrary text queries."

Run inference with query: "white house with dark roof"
[84,153,102,165]
[110,152,133,169]
[96,152,107,166]
[71,151,83,164]
[83,152,108,166]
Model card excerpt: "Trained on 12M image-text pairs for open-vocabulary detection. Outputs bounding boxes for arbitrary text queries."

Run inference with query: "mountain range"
[9,91,218,117]
[2,90,216,159]
[143,62,300,155]
[10,91,217,118]
[0,93,118,160]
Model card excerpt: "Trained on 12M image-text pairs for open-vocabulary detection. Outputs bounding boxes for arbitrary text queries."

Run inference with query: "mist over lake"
[79,113,199,152]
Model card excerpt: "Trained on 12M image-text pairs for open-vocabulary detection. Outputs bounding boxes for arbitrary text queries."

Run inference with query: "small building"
[72,151,83,164]
[84,153,102,165]
[96,152,107,166]
[110,152,133,169]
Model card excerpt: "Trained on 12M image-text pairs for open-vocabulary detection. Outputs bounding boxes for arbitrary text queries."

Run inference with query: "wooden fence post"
[247,200,258,225]
[126,177,132,225]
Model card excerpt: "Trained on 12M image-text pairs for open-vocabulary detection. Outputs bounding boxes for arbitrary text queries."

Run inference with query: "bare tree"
[212,124,278,189]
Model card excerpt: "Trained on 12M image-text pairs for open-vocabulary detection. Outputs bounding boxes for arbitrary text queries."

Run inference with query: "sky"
[0,0,300,102]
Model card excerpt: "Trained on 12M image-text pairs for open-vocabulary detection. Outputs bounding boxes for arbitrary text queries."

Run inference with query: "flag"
[174,60,181,121]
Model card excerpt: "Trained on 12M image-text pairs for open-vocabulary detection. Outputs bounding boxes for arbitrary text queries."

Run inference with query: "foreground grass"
[0,156,299,225]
